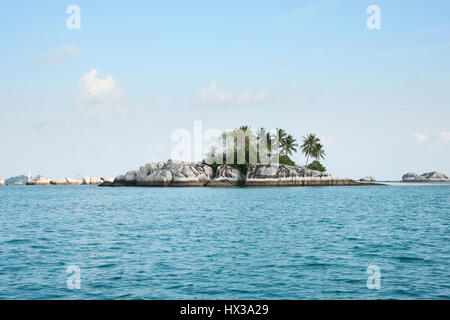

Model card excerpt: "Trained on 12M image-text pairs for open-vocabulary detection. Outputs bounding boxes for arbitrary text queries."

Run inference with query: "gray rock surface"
[245,164,365,186]
[112,160,213,186]
[359,176,376,182]
[65,177,82,185]
[209,165,246,186]
[82,177,105,185]
[105,161,378,187]
[50,177,82,185]
[402,171,449,182]
[26,175,51,185]
[402,172,418,181]
[51,178,67,185]
[98,181,113,187]
[418,171,448,181]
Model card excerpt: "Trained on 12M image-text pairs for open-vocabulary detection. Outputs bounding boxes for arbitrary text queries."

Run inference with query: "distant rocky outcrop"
[402,172,417,181]
[83,177,99,185]
[26,175,51,185]
[5,175,28,185]
[208,165,246,186]
[402,171,449,182]
[43,176,114,186]
[359,176,376,182]
[107,160,213,187]
[82,177,112,185]
[50,177,82,185]
[23,175,113,186]
[419,171,449,181]
[0,177,4,186]
[245,164,365,186]
[66,177,82,185]
[50,178,67,185]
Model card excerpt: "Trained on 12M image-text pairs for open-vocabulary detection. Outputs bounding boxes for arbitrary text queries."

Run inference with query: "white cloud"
[413,131,450,144]
[195,81,267,107]
[81,69,118,99]
[439,131,450,143]
[40,44,80,65]
[414,133,429,143]
[78,69,125,118]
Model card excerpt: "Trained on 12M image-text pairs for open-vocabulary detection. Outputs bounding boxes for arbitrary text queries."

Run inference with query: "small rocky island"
[402,171,449,182]
[100,160,378,187]
[359,176,376,182]
[26,176,114,186]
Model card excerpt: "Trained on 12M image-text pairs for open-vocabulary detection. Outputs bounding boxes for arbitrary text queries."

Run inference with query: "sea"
[0,184,448,299]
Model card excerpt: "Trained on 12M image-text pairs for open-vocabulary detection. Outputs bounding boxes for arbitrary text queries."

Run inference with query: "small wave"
[5,239,31,244]
[396,256,426,263]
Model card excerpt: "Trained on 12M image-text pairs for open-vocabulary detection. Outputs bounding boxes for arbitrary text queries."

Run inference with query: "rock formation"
[402,171,449,182]
[245,164,365,186]
[65,177,82,185]
[82,177,110,185]
[208,165,246,186]
[24,175,113,186]
[359,176,376,182]
[402,172,418,181]
[50,178,67,185]
[103,161,374,187]
[26,175,51,185]
[0,177,4,186]
[418,171,449,181]
[50,177,82,185]
[109,160,213,187]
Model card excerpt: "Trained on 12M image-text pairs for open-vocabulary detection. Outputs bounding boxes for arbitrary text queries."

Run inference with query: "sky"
[0,0,449,180]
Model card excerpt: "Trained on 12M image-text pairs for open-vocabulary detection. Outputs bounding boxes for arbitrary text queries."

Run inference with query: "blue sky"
[0,0,449,180]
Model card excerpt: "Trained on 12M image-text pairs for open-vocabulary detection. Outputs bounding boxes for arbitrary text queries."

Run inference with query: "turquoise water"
[0,185,449,300]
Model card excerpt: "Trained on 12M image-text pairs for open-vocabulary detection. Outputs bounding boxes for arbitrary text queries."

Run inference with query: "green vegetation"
[204,126,326,175]
[204,126,256,175]
[281,134,298,156]
[306,160,326,172]
[5,175,28,185]
[279,154,295,166]
[301,133,325,166]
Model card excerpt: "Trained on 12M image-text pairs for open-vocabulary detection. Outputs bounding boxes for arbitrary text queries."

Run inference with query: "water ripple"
[0,185,448,299]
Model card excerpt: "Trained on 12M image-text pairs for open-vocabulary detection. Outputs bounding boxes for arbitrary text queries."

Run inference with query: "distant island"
[4,175,28,185]
[98,126,379,187]
[402,171,450,183]
[3,125,449,188]
[99,160,378,187]
[26,176,113,186]
[16,168,448,188]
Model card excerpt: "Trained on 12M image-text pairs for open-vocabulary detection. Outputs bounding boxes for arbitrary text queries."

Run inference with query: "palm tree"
[256,128,269,151]
[301,133,321,165]
[277,128,287,145]
[256,128,267,141]
[275,128,287,152]
[312,143,325,161]
[239,125,249,132]
[281,134,298,156]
